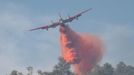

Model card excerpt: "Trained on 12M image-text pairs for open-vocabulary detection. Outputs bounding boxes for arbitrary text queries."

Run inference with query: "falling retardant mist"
[60,25,104,75]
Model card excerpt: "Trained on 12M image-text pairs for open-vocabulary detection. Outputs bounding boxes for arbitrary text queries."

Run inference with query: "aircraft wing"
[29,25,49,31]
[70,8,92,20]
[79,8,92,15]
[29,21,61,31]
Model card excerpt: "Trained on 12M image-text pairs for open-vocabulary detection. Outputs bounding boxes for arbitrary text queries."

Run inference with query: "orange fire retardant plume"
[60,25,104,75]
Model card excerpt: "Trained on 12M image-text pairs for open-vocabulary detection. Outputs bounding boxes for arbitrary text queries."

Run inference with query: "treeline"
[9,57,134,75]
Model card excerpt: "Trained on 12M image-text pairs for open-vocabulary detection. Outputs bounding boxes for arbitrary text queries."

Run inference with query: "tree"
[10,70,18,75]
[114,61,134,75]
[115,61,127,75]
[90,65,103,75]
[126,65,134,75]
[90,63,114,75]
[18,72,23,75]
[43,57,74,75]
[37,70,43,75]
[102,63,114,75]
[9,60,134,75]
[27,66,33,75]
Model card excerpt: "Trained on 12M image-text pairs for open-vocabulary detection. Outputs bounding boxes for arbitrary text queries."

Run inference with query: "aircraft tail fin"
[59,13,63,21]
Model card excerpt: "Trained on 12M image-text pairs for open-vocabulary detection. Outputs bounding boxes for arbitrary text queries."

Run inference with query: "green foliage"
[9,58,134,75]
[114,62,134,75]
[10,70,18,75]
[10,70,23,75]
[102,63,114,75]
[43,57,74,75]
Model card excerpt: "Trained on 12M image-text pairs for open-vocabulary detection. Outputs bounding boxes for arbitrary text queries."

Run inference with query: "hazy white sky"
[0,0,134,75]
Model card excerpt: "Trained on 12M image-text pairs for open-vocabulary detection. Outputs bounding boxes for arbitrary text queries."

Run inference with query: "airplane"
[29,8,92,31]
